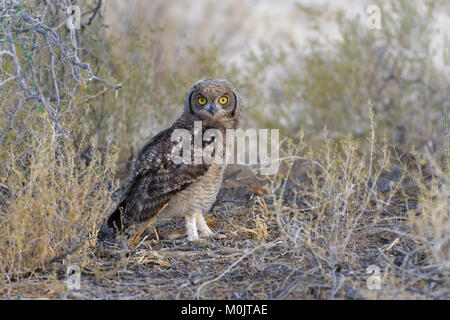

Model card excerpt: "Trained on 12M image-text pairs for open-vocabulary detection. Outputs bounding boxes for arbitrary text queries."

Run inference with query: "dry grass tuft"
[260,109,449,299]
[0,117,118,281]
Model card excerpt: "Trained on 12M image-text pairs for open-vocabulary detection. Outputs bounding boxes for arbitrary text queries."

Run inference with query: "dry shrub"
[0,0,120,283]
[263,107,449,299]
[278,0,449,147]
[0,116,118,281]
[408,149,449,275]
[270,108,392,262]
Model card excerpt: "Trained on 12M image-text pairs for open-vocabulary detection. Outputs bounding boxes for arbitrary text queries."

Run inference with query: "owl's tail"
[96,200,126,243]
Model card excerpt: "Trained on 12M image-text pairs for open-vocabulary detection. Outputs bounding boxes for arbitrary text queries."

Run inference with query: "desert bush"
[408,129,449,276]
[0,0,119,281]
[0,117,118,280]
[274,0,449,147]
[262,107,448,298]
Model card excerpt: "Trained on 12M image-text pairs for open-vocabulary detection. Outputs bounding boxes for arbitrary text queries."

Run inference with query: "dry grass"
[0,116,119,281]
[261,110,449,299]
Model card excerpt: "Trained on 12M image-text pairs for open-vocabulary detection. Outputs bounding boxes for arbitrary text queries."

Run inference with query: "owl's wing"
[132,127,174,177]
[106,125,210,229]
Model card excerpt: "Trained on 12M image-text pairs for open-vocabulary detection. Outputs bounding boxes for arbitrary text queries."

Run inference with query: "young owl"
[99,79,240,241]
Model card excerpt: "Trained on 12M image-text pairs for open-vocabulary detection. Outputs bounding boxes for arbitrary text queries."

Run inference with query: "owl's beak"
[209,103,216,115]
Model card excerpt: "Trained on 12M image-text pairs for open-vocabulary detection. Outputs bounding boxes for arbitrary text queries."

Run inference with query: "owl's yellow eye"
[218,96,228,105]
[197,97,207,105]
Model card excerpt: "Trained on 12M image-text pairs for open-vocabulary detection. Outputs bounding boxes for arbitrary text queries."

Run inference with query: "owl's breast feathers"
[104,117,228,232]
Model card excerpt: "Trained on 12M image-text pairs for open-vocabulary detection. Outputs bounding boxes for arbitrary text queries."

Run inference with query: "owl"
[98,79,240,242]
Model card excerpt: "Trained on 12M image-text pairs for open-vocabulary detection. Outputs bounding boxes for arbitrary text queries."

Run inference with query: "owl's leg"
[185,212,199,241]
[196,212,214,237]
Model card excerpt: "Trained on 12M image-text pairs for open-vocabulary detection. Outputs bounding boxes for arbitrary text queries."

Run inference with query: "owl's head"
[184,79,240,128]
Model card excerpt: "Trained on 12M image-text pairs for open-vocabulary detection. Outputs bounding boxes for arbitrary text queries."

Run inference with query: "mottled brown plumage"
[99,79,240,241]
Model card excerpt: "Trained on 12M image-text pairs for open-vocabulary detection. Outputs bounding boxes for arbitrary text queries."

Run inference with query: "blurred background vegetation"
[0,0,448,297]
[101,0,449,173]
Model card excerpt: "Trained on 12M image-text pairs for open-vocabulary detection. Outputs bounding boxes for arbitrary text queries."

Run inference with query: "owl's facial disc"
[192,91,234,119]
[205,95,228,116]
[186,79,239,125]
[196,95,228,118]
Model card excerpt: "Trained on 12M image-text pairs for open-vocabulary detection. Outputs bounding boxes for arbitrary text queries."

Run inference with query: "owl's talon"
[201,229,215,238]
[187,233,200,242]
[212,232,228,240]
